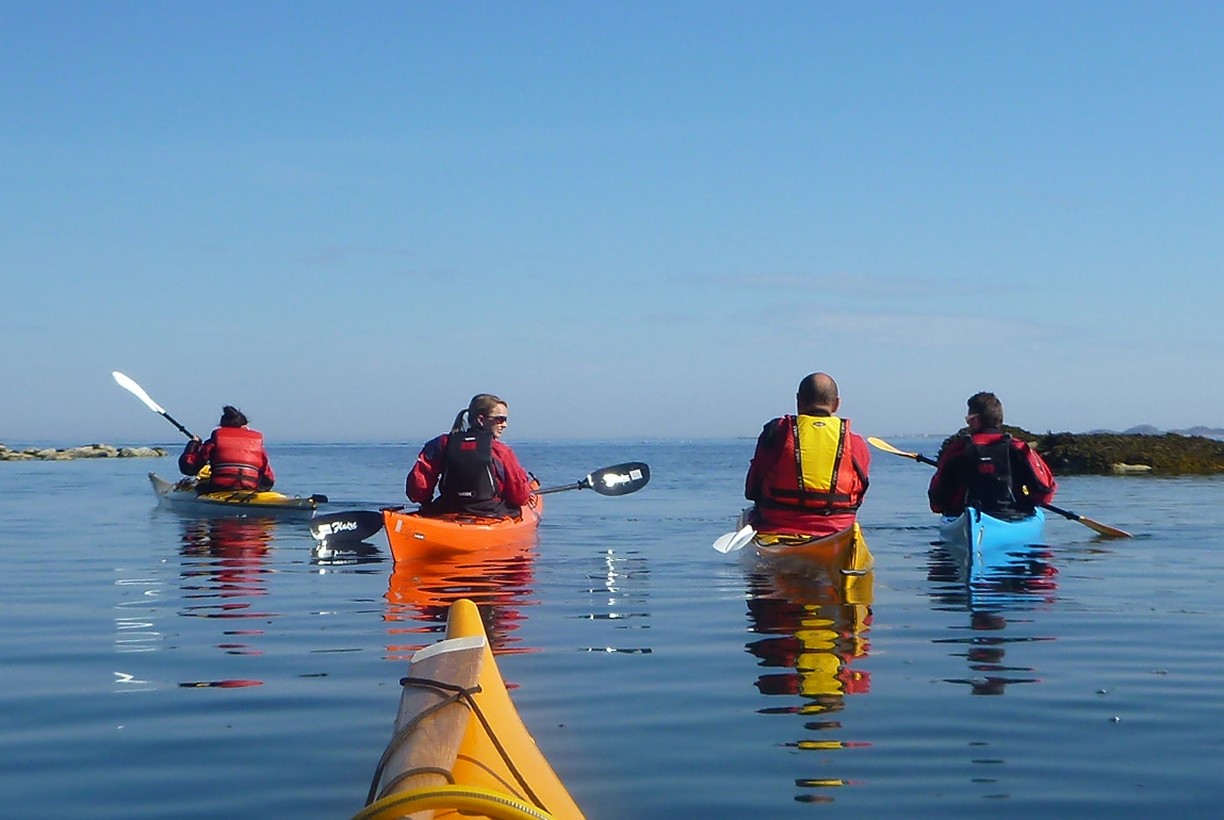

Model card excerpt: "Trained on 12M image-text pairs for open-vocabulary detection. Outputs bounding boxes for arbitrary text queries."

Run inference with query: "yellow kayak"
[355,598,584,820]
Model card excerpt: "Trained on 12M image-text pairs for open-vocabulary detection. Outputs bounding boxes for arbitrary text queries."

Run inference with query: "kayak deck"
[358,597,583,820]
[148,472,320,520]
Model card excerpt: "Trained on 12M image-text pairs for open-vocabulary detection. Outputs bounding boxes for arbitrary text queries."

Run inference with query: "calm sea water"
[2,438,1223,818]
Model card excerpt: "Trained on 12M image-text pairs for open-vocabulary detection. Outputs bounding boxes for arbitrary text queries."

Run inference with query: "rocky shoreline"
[1,443,169,462]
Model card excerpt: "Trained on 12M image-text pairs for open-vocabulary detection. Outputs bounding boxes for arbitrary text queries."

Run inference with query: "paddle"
[712,524,756,554]
[533,461,651,496]
[310,510,386,544]
[112,371,196,440]
[866,436,1133,539]
[310,462,651,545]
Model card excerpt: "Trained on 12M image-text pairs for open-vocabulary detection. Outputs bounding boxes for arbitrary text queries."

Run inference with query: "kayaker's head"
[796,372,840,416]
[219,405,248,428]
[451,393,510,438]
[965,392,1004,432]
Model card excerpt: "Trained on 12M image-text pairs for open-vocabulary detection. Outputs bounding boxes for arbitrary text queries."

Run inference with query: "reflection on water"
[177,517,278,688]
[743,551,874,804]
[577,549,651,654]
[384,544,537,661]
[928,541,1059,695]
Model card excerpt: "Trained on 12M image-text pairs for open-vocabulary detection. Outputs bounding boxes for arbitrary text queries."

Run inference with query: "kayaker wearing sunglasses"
[178,405,276,493]
[406,393,533,518]
[927,391,1057,518]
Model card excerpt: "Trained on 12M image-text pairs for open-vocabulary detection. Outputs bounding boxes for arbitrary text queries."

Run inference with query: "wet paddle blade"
[712,524,756,554]
[310,510,385,543]
[586,462,651,496]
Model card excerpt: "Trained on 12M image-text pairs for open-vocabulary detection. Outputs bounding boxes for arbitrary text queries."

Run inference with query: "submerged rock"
[0,442,169,462]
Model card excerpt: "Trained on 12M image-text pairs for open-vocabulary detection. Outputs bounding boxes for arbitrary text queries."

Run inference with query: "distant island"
[935,426,1224,476]
[1,443,169,462]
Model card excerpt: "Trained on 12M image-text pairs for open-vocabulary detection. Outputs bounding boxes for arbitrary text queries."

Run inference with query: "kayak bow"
[357,597,584,820]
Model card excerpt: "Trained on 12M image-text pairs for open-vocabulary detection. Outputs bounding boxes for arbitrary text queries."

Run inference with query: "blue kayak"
[939,506,1045,583]
[939,506,1045,551]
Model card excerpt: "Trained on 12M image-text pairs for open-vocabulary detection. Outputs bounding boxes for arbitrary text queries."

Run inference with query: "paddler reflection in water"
[178,405,276,494]
[745,372,871,537]
[406,393,533,518]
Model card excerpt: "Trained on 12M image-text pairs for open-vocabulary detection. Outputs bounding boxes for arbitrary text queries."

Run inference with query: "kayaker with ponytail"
[928,391,1057,517]
[178,405,276,493]
[744,372,871,537]
[406,393,533,518]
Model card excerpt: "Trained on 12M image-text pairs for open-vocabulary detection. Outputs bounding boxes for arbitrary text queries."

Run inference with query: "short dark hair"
[967,392,1004,428]
[219,405,248,428]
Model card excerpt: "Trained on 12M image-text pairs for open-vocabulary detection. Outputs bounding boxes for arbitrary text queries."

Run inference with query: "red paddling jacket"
[745,414,871,536]
[928,431,1056,516]
[406,431,533,517]
[179,426,276,491]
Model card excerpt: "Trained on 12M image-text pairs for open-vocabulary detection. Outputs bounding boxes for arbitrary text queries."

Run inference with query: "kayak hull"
[939,506,1045,551]
[939,506,1046,582]
[735,508,874,574]
[382,494,543,562]
[360,597,584,820]
[148,472,319,520]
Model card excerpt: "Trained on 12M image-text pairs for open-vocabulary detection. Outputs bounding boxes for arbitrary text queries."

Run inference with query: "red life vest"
[208,427,267,490]
[757,415,868,514]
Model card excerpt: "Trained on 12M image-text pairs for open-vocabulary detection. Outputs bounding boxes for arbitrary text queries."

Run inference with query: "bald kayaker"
[928,391,1057,517]
[406,393,533,518]
[744,372,871,537]
[178,405,276,493]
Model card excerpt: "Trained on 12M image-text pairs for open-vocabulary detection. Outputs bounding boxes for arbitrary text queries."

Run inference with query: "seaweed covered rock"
[1033,432,1224,476]
[934,427,1224,476]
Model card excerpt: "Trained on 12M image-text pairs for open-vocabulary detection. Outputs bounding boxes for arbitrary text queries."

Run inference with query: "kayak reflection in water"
[383,545,537,661]
[178,404,276,494]
[405,393,533,518]
[927,542,1058,695]
[745,560,873,710]
[176,518,277,687]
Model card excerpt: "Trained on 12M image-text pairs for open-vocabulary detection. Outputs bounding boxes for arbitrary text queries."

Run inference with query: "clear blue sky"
[4,1,1221,444]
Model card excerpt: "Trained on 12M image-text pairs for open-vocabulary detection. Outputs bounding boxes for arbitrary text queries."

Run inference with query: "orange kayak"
[382,493,543,562]
[749,522,874,576]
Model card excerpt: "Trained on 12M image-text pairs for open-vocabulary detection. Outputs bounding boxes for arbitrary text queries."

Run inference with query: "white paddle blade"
[112,371,165,414]
[712,524,756,554]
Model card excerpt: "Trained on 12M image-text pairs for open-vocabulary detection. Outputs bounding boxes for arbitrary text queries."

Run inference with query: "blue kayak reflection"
[743,549,874,803]
[928,536,1059,696]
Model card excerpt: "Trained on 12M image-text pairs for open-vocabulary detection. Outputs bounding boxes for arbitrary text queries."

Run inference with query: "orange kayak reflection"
[384,542,538,663]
